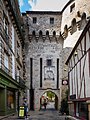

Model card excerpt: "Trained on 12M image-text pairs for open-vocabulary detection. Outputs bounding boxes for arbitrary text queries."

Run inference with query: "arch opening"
[53,31,56,36]
[32,30,35,36]
[40,91,58,110]
[39,30,43,36]
[46,31,49,36]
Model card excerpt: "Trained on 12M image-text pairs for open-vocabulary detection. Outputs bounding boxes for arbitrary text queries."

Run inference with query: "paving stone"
[2,110,67,120]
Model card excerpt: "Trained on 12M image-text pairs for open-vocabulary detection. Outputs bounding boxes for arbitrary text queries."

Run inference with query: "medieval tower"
[22,11,63,110]
[22,0,90,111]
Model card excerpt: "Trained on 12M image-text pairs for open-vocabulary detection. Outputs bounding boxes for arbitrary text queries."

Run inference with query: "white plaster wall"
[75,0,90,17]
[61,1,76,33]
[68,28,90,99]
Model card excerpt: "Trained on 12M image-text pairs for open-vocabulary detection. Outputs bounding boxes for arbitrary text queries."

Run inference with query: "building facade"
[66,19,90,120]
[22,11,64,110]
[61,0,90,119]
[0,0,26,115]
[61,0,90,48]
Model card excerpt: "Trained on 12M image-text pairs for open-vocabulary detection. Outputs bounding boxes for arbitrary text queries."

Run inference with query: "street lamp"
[74,48,86,56]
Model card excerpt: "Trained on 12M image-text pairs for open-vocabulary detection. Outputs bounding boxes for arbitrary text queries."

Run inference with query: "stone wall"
[26,12,62,35]
[24,37,64,110]
[23,12,64,110]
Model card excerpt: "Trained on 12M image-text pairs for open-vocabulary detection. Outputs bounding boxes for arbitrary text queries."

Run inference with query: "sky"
[19,0,69,13]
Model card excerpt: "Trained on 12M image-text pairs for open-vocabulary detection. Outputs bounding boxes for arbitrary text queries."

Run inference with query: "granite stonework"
[23,12,64,110]
[25,38,64,110]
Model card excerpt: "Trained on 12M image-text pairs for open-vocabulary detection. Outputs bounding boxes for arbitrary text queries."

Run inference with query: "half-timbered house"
[66,19,90,120]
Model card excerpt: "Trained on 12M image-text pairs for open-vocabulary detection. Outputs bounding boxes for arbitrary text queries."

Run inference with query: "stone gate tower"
[22,11,64,110]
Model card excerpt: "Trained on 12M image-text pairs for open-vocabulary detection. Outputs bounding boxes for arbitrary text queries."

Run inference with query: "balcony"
[15,75,26,88]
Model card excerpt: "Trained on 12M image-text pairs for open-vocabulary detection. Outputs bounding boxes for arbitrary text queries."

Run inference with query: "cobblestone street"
[0,109,67,120]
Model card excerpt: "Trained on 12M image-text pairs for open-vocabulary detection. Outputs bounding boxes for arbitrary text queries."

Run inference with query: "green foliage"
[60,89,69,115]
[47,91,55,100]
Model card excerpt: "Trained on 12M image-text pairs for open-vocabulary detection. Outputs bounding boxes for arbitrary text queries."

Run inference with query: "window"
[4,53,10,74]
[4,17,9,35]
[16,67,20,82]
[33,17,37,24]
[4,53,9,69]
[70,3,75,12]
[12,55,15,79]
[50,18,54,24]
[47,59,52,66]
[7,90,15,109]
[17,41,20,58]
[12,26,14,52]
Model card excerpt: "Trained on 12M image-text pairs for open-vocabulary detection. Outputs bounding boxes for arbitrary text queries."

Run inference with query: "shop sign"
[19,106,24,117]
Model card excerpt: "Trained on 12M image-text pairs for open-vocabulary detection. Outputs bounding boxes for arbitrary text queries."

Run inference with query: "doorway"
[40,91,58,110]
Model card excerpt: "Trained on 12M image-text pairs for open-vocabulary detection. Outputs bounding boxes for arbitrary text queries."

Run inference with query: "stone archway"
[40,90,59,110]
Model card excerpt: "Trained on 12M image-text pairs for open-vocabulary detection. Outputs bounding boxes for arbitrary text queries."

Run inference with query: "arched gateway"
[22,11,64,111]
[40,90,59,110]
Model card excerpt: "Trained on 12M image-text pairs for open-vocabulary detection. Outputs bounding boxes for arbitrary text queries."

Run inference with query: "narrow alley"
[0,110,67,120]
